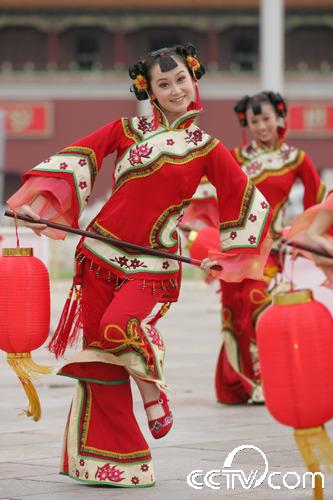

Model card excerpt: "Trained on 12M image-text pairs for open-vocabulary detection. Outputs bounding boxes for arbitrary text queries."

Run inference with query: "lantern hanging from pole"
[0,247,52,421]
[257,289,333,500]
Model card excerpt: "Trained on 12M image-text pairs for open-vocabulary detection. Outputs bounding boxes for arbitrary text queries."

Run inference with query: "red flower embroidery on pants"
[147,326,164,348]
[95,464,125,482]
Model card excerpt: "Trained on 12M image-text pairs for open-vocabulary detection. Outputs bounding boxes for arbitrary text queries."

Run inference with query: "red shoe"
[144,390,173,439]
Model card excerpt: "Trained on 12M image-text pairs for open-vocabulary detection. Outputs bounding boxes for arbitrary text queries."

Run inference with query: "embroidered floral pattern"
[112,255,129,268]
[59,162,68,169]
[162,261,170,269]
[261,201,268,209]
[75,469,80,477]
[137,116,154,134]
[79,459,85,466]
[279,147,293,161]
[166,139,175,146]
[185,129,203,145]
[110,255,148,270]
[230,231,237,240]
[147,327,164,348]
[246,161,262,176]
[78,159,87,166]
[246,143,256,155]
[249,214,257,222]
[129,143,153,166]
[131,476,140,485]
[248,235,257,244]
[95,464,125,483]
[130,258,143,269]
[141,464,149,472]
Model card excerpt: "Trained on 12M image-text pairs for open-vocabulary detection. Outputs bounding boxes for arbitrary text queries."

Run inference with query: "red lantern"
[0,247,51,421]
[187,227,220,261]
[257,289,333,498]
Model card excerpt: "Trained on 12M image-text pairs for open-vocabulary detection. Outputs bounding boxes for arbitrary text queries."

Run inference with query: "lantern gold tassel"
[294,426,333,500]
[7,353,52,422]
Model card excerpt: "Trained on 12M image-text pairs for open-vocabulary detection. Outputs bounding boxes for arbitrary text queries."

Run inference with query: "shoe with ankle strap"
[144,390,173,439]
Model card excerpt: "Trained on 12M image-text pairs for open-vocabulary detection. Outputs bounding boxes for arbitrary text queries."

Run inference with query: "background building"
[1,0,333,203]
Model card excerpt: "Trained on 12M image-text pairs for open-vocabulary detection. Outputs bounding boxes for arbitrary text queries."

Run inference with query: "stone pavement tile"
[0,478,81,498]
[0,445,61,463]
[0,462,58,479]
[13,457,60,467]
[0,431,59,447]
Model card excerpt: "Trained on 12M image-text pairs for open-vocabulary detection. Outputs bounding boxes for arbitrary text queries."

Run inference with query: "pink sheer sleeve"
[208,233,272,282]
[7,177,73,240]
[286,192,333,239]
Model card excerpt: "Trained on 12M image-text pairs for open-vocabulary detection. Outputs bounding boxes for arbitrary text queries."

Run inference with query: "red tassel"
[147,302,171,326]
[150,100,160,130]
[242,128,247,146]
[47,277,82,359]
[188,82,203,111]
[194,81,202,110]
[278,118,288,142]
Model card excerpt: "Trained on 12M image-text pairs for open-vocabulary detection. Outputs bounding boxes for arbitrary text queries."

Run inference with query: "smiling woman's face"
[246,102,279,148]
[149,57,195,122]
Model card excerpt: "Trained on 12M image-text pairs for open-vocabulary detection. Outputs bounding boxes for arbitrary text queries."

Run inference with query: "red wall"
[5,98,332,201]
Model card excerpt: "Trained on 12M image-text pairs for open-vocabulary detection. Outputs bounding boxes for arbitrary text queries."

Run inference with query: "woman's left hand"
[200,258,222,280]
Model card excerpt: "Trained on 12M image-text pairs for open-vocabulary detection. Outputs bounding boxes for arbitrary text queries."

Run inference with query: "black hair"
[234,91,288,127]
[128,43,205,101]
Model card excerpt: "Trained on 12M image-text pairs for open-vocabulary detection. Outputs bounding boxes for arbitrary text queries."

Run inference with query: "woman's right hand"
[17,204,47,236]
[303,209,333,270]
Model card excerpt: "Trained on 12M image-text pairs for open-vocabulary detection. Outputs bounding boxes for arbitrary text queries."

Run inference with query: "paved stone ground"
[1,271,333,500]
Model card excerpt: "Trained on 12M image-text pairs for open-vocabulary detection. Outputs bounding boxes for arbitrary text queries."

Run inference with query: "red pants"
[215,254,280,404]
[59,260,173,487]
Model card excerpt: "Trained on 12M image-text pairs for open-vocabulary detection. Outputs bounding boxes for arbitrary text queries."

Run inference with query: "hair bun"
[128,62,149,101]
[234,95,250,127]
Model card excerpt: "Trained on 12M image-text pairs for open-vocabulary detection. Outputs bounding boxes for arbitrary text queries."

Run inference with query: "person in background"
[182,91,325,405]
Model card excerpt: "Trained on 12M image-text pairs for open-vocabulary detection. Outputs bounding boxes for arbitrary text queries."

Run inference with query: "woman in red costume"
[183,91,325,405]
[7,45,272,487]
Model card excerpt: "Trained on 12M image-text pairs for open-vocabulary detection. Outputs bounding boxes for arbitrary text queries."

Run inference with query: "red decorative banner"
[0,101,54,138]
[288,102,333,137]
